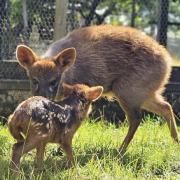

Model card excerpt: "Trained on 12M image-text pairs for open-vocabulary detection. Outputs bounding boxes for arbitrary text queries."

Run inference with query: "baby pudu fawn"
[8,83,103,174]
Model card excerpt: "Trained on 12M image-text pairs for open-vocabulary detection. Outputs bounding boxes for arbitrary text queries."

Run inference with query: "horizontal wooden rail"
[0,80,30,90]
[0,60,180,93]
[0,80,179,94]
[0,60,28,80]
[0,61,179,121]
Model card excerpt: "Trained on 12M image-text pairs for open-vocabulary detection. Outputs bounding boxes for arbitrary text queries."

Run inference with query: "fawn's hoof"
[118,147,127,157]
[65,160,75,169]
[172,135,179,143]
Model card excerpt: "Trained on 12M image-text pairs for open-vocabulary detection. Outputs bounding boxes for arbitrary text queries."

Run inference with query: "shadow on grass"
[1,145,177,179]
[51,146,146,174]
[0,157,11,179]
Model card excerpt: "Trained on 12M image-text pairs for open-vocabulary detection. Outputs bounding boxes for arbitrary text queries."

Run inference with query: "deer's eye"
[49,79,59,93]
[32,78,38,85]
[50,79,58,87]
[31,78,39,91]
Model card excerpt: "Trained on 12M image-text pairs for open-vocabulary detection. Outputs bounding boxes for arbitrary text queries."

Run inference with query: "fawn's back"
[8,84,103,143]
[8,84,103,175]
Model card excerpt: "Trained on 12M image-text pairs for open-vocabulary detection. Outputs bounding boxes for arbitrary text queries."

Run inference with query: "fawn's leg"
[10,142,24,172]
[60,138,74,167]
[10,140,37,178]
[35,142,46,170]
[142,94,179,142]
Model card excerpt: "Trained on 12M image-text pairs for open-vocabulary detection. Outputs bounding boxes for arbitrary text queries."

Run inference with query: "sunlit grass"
[0,118,179,179]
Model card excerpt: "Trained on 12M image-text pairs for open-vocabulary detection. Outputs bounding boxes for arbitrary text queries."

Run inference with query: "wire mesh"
[1,0,177,61]
[0,0,55,60]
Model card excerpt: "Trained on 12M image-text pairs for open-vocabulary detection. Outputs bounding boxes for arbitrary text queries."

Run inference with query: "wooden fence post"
[54,0,67,41]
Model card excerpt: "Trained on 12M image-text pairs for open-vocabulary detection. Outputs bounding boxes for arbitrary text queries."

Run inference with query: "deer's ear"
[54,48,76,70]
[16,45,37,70]
[62,83,74,97]
[87,86,103,101]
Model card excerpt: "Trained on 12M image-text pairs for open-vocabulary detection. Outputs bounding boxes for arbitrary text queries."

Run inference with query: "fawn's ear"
[87,86,103,101]
[16,45,37,70]
[54,48,76,70]
[62,83,74,97]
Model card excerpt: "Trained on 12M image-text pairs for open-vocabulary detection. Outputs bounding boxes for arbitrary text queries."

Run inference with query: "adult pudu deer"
[16,25,179,153]
[8,83,103,173]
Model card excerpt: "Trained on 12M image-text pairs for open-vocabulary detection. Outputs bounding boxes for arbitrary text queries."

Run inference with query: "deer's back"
[45,25,172,92]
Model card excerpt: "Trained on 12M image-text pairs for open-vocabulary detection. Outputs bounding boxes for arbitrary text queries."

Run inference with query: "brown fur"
[16,25,179,153]
[8,84,103,176]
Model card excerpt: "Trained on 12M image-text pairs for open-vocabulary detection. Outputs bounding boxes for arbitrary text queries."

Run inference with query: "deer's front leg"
[35,142,46,170]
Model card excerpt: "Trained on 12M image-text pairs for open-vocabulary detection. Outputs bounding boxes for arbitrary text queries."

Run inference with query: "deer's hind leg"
[119,105,142,154]
[10,138,40,174]
[112,81,145,153]
[142,94,179,142]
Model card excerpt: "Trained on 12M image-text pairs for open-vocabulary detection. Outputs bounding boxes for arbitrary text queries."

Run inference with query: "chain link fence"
[1,0,180,60]
[0,0,180,122]
[0,0,165,59]
[0,0,55,60]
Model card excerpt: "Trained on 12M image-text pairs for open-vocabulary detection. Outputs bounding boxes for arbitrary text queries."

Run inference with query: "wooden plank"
[0,79,179,94]
[0,60,28,80]
[0,60,180,92]
[169,67,180,82]
[166,82,180,93]
[54,0,68,40]
[1,60,180,81]
[0,80,30,90]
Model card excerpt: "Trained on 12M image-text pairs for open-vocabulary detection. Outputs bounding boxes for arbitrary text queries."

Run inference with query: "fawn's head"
[62,83,103,117]
[63,83,103,102]
[16,45,76,100]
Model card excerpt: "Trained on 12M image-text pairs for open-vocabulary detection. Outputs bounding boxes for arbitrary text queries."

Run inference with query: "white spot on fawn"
[46,123,50,129]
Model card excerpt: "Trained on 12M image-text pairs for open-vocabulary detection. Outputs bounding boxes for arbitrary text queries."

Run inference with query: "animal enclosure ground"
[0,117,179,179]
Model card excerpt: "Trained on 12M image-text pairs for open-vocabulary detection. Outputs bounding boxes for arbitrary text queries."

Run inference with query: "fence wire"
[1,0,179,61]
[0,0,55,60]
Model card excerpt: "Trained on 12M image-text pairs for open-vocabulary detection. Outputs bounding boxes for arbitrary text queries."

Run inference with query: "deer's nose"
[38,88,53,99]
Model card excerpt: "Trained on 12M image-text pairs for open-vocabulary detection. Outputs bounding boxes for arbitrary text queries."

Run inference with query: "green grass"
[0,118,180,180]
